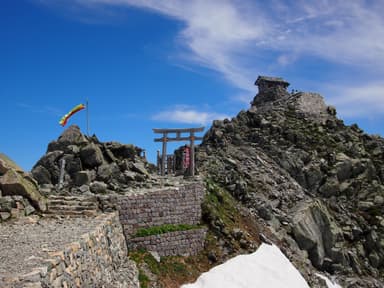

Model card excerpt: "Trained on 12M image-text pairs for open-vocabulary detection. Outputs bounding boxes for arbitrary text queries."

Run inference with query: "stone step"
[45,195,100,217]
[44,209,98,217]
[47,204,98,212]
[48,195,97,202]
[47,199,98,207]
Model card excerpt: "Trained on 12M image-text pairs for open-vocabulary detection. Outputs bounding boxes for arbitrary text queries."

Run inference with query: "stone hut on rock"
[251,76,290,106]
[255,76,290,93]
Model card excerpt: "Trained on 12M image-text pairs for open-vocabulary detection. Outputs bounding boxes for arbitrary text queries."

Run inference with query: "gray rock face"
[90,181,108,194]
[47,125,88,152]
[31,125,153,194]
[0,194,35,221]
[318,177,340,197]
[74,171,91,186]
[0,196,15,212]
[0,153,24,175]
[0,169,46,211]
[292,200,342,269]
[131,162,149,176]
[63,154,83,177]
[80,143,104,168]
[198,80,384,285]
[97,163,114,182]
[293,92,329,121]
[31,165,51,185]
[32,151,63,184]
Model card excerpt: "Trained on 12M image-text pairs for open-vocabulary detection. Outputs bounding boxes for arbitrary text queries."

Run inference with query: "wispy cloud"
[327,83,384,118]
[16,102,62,117]
[38,0,384,117]
[152,105,230,125]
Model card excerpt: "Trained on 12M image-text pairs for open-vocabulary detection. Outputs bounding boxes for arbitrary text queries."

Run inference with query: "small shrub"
[138,269,150,288]
[134,224,202,237]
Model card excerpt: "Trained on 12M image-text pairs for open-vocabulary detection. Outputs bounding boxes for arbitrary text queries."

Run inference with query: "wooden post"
[190,133,195,176]
[161,133,167,176]
[58,158,66,190]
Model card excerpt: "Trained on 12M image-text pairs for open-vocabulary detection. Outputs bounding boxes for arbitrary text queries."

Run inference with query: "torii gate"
[153,127,204,176]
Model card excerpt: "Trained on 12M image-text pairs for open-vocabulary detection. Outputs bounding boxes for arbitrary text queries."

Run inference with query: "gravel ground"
[0,215,101,277]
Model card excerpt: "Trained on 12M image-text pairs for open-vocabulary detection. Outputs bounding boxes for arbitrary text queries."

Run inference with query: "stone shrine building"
[251,75,290,105]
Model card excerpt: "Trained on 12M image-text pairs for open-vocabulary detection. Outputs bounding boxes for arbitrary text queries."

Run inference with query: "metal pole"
[86,98,89,136]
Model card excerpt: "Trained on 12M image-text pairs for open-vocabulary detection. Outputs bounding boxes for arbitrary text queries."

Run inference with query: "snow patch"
[316,273,342,288]
[182,243,310,288]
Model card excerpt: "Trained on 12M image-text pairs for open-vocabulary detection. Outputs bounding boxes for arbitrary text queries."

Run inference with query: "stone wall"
[118,182,205,237]
[115,182,207,256]
[129,228,208,257]
[289,92,331,122]
[0,195,36,222]
[1,212,139,288]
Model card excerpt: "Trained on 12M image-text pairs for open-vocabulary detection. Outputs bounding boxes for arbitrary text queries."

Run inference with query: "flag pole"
[86,98,89,136]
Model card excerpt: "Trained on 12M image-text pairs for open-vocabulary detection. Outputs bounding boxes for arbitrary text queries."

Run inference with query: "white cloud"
[327,83,384,118]
[76,1,384,71]
[43,0,384,118]
[66,0,267,94]
[152,106,230,125]
[273,0,384,67]
[16,102,62,117]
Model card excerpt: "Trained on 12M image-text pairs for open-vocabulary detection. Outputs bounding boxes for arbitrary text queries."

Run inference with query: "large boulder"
[0,153,24,175]
[131,162,149,176]
[74,171,92,186]
[32,150,63,184]
[105,142,139,160]
[292,200,343,269]
[63,154,83,177]
[0,169,46,211]
[80,143,104,168]
[291,92,329,121]
[47,125,88,152]
[31,165,51,184]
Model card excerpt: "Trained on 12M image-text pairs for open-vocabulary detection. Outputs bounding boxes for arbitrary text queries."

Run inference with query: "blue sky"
[1,0,384,171]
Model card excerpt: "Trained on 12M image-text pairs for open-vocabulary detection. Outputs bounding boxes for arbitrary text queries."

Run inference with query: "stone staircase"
[45,195,100,217]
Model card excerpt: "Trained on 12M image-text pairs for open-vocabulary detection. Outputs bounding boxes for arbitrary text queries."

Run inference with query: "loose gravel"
[0,216,101,277]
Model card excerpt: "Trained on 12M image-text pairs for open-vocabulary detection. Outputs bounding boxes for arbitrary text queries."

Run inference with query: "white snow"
[182,243,341,288]
[182,243,309,288]
[316,273,342,288]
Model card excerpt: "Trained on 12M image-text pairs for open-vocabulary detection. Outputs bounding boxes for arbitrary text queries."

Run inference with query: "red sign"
[183,146,191,169]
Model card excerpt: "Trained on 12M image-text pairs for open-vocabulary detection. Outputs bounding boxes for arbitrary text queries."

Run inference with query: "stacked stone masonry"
[118,182,205,236]
[0,212,139,288]
[116,182,207,256]
[129,228,208,257]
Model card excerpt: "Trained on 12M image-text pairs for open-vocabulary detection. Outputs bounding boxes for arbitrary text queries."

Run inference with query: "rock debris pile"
[198,77,384,287]
[32,125,158,195]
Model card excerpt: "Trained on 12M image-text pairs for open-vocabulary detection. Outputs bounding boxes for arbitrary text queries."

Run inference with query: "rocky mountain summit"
[32,125,157,195]
[2,76,384,287]
[198,76,384,287]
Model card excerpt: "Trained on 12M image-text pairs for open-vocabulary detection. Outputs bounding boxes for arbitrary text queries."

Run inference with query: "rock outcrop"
[292,200,344,270]
[32,125,157,195]
[0,153,46,213]
[198,77,384,286]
